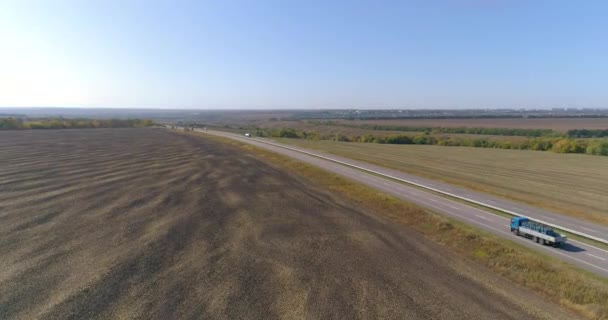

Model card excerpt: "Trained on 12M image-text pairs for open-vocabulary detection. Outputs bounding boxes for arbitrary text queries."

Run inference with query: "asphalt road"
[257,142,608,243]
[202,129,608,278]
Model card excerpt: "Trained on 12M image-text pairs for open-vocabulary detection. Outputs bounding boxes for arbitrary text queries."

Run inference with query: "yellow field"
[274,139,608,225]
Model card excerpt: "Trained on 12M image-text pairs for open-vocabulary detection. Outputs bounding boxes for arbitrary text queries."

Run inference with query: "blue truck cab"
[510,216,566,247]
[510,216,528,232]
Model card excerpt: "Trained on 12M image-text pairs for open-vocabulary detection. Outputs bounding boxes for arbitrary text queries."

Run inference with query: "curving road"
[200,129,608,278]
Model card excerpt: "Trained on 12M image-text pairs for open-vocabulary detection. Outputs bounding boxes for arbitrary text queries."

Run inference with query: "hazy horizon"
[3,106,608,112]
[2,1,607,109]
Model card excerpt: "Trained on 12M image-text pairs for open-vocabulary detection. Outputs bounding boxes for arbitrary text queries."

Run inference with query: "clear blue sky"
[1,0,607,109]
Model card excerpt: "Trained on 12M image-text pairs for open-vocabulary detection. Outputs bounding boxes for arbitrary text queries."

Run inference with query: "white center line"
[586,253,607,261]
[579,227,597,233]
[570,239,608,254]
[475,214,491,221]
[207,130,608,275]
[539,215,556,221]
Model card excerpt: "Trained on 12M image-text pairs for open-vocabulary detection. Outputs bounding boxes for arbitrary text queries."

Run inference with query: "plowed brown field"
[0,128,575,319]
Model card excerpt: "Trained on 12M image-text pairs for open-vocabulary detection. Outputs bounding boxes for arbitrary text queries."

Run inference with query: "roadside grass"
[343,165,608,251]
[271,138,608,226]
[198,131,608,320]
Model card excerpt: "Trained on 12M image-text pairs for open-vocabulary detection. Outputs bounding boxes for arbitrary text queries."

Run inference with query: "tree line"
[308,121,557,137]
[567,129,608,138]
[253,127,608,156]
[0,117,155,130]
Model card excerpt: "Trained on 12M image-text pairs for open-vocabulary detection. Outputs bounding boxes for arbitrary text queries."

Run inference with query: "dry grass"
[333,118,608,132]
[271,139,608,225]
[206,133,608,320]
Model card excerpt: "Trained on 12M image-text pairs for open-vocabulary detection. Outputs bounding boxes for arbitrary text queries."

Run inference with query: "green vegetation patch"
[568,129,608,138]
[310,120,558,137]
[0,117,155,130]
[249,125,608,156]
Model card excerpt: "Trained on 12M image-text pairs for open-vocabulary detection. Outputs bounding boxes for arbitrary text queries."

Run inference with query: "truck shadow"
[560,243,586,253]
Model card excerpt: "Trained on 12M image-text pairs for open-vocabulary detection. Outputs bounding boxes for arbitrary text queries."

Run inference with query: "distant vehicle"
[245,133,251,137]
[510,217,567,247]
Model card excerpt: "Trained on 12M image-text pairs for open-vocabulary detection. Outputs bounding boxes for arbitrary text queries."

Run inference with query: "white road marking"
[586,253,607,261]
[475,214,491,221]
[494,215,511,221]
[202,130,608,275]
[579,227,597,233]
[539,215,556,221]
[552,249,608,273]
[570,239,608,254]
[427,202,608,274]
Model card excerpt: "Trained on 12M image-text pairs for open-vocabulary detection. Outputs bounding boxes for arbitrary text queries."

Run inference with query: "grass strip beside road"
[270,138,608,226]
[197,131,608,320]
[358,167,608,251]
[364,167,608,251]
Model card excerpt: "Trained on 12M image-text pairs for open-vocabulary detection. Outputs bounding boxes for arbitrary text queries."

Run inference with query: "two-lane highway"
[249,135,608,242]
[200,129,608,278]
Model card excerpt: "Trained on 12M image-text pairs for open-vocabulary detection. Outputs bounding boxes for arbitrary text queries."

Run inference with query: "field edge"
[269,137,608,226]
[188,130,608,320]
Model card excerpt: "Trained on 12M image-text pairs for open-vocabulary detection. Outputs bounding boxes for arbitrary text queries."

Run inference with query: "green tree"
[585,140,608,156]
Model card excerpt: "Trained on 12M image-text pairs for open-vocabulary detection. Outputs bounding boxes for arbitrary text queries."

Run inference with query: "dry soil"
[0,128,576,319]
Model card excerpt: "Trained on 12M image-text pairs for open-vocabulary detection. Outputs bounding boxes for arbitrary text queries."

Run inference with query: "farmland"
[267,119,533,138]
[332,118,608,132]
[0,128,574,319]
[261,120,529,142]
[200,116,608,157]
[272,139,608,225]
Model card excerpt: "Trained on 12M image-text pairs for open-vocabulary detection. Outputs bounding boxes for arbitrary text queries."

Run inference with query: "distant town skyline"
[2,1,607,109]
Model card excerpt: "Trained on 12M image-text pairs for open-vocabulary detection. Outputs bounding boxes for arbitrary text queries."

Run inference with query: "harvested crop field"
[334,118,608,131]
[273,138,608,225]
[0,128,575,319]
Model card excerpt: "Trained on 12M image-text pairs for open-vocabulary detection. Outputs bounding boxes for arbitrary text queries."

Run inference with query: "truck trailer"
[510,217,567,247]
